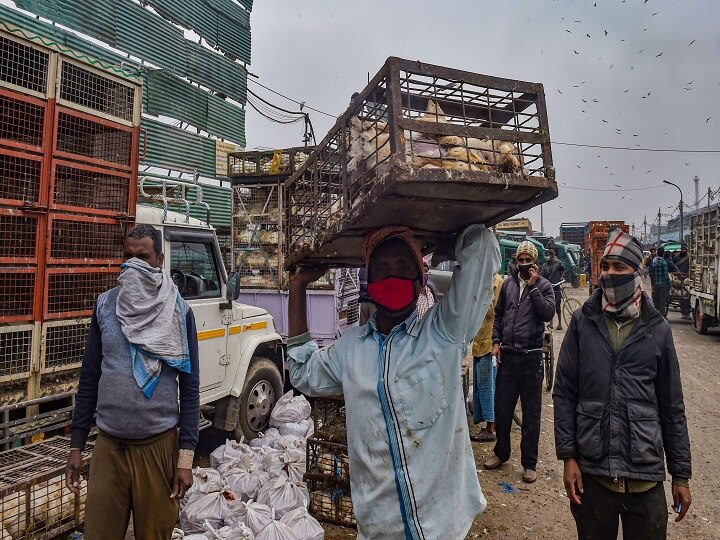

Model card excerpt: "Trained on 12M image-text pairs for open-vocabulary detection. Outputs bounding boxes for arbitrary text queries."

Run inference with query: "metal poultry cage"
[284,57,557,267]
[227,146,314,185]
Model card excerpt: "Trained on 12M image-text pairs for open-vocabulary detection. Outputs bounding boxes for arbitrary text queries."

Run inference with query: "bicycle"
[553,279,583,327]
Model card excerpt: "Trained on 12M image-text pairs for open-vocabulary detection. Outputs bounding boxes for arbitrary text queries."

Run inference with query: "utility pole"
[694,175,700,209]
[663,180,684,243]
[631,222,636,237]
[540,204,544,234]
[643,215,648,244]
[657,207,662,245]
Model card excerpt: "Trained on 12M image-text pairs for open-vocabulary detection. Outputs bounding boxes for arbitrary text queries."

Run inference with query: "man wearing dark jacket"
[553,228,691,539]
[541,248,565,330]
[484,241,555,483]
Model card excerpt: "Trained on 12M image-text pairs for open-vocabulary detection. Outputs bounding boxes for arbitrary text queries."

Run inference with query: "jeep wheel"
[234,357,283,441]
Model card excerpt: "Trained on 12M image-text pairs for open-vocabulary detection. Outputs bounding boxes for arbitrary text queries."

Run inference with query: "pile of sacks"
[176,392,323,540]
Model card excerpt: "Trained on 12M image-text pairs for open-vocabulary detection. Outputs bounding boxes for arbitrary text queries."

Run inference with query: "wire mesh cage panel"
[44,268,118,319]
[47,214,127,265]
[58,59,136,124]
[228,147,314,183]
[0,268,35,323]
[0,208,39,264]
[0,34,49,96]
[50,161,132,216]
[311,396,347,442]
[54,108,133,169]
[0,148,43,206]
[306,438,350,481]
[0,89,46,152]
[232,184,284,289]
[41,318,90,374]
[306,477,356,528]
[284,57,557,267]
[0,437,92,540]
[0,324,32,382]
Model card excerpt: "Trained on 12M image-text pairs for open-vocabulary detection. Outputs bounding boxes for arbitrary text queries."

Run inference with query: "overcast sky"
[246,0,720,236]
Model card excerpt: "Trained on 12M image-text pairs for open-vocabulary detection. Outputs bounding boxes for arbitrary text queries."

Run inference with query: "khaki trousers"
[84,429,179,540]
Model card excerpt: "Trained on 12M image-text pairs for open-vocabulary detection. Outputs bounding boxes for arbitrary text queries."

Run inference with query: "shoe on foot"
[470,429,496,442]
[484,456,504,470]
[522,469,537,483]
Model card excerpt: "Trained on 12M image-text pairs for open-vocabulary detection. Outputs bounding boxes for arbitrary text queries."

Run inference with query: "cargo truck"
[689,205,720,334]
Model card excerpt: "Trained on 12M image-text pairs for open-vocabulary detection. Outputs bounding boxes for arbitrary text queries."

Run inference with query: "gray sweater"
[70,287,200,449]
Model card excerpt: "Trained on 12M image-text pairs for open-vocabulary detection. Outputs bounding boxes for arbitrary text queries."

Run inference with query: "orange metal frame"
[0,87,47,155]
[45,212,127,266]
[43,266,119,320]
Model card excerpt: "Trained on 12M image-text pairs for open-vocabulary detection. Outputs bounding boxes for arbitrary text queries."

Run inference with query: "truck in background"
[560,222,588,246]
[584,221,629,291]
[689,205,720,334]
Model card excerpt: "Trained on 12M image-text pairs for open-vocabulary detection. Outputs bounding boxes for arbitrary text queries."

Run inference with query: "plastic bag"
[200,520,255,540]
[257,474,310,518]
[280,503,324,540]
[270,391,311,426]
[225,499,273,535]
[210,439,254,470]
[250,429,281,449]
[266,450,306,482]
[216,454,253,476]
[255,509,298,540]
[275,419,313,439]
[271,434,305,451]
[182,468,224,509]
[223,466,270,502]
[179,489,237,533]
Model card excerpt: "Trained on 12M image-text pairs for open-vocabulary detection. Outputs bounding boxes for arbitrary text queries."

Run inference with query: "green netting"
[146,69,245,145]
[141,118,217,178]
[144,0,250,61]
[10,0,249,101]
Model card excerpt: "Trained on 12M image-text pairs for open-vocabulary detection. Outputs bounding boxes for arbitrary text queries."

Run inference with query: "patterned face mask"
[600,271,643,321]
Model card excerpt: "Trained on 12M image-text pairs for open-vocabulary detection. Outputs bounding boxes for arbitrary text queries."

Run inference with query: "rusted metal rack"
[0,436,93,539]
[228,147,314,185]
[0,30,141,406]
[305,397,356,527]
[284,57,557,268]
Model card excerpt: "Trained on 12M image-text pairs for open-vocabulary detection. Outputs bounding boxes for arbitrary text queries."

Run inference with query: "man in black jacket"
[553,228,691,539]
[484,241,555,483]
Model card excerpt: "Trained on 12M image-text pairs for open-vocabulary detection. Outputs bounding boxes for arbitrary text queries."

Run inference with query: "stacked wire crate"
[305,397,356,527]
[0,31,141,406]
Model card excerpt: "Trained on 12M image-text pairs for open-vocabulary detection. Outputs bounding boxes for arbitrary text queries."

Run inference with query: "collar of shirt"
[361,309,421,338]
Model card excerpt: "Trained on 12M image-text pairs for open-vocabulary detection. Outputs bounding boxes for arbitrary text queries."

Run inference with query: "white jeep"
[136,204,285,440]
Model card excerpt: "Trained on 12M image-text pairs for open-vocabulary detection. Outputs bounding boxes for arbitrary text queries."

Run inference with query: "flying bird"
[615,184,622,188]
[624,89,630,93]
[574,50,579,54]
[652,12,658,16]
[586,33,591,38]
[604,29,608,35]
[656,52,663,57]
[706,116,712,123]
[581,98,587,103]
[602,119,608,123]
[558,89,563,94]
[688,39,695,46]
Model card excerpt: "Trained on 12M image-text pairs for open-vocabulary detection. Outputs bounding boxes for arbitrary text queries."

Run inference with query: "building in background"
[496,217,533,236]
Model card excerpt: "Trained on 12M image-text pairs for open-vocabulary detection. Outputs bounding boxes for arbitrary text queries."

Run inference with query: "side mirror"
[226,272,241,302]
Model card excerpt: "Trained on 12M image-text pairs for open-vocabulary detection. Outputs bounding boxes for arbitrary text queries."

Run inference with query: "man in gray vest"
[66,224,200,540]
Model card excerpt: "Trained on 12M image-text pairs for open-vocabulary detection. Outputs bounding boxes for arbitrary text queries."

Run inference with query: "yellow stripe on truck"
[228,321,268,335]
[196,328,226,341]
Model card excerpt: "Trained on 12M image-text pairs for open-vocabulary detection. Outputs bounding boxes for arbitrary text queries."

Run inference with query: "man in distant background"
[649,246,670,317]
[541,249,565,330]
[673,244,691,319]
[417,260,436,318]
[507,252,518,276]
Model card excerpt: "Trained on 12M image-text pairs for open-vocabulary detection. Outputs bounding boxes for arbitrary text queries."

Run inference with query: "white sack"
[257,475,310,518]
[210,439,254,470]
[224,499,273,535]
[275,419,313,439]
[266,450,306,483]
[179,489,237,533]
[182,468,224,509]
[269,391,311,426]
[255,510,298,540]
[223,466,270,502]
[271,435,305,451]
[280,504,324,540]
[250,429,281,449]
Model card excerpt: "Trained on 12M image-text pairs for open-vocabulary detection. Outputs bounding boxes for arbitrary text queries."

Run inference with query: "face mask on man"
[518,263,533,280]
[367,276,418,312]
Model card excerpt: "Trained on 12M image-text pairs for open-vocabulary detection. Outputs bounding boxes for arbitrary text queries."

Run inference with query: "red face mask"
[367,276,417,312]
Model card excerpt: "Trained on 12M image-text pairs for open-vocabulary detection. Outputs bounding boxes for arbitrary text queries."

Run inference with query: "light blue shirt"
[288,225,500,540]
